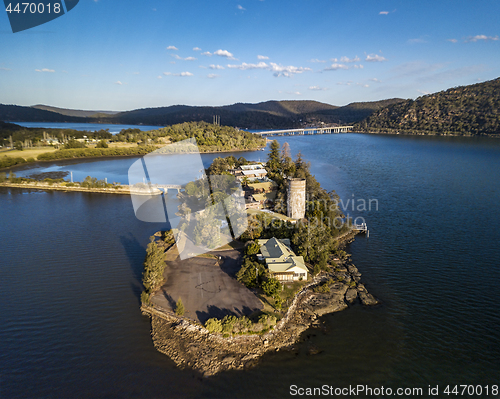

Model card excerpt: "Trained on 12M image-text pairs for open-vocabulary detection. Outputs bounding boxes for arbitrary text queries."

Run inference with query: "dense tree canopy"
[356,77,500,136]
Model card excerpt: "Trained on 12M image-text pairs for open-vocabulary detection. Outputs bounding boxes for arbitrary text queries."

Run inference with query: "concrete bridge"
[151,184,183,193]
[254,126,353,137]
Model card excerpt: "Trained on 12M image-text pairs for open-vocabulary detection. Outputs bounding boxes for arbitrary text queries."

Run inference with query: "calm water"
[1,133,500,398]
[12,122,163,134]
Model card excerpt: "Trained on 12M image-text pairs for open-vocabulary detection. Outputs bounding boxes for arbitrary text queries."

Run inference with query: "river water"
[1,133,499,398]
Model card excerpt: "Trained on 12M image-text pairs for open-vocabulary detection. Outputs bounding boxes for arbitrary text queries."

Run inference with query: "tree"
[245,241,261,256]
[63,139,86,149]
[96,140,108,148]
[262,278,281,296]
[14,141,23,151]
[175,297,185,316]
[267,140,281,173]
[142,237,166,294]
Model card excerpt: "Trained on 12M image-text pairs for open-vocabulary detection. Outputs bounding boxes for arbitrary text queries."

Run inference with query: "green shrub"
[175,297,185,316]
[262,278,281,296]
[205,318,223,333]
[141,291,150,305]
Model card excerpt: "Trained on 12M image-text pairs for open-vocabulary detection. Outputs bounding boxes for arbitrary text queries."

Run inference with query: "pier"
[254,126,353,137]
[354,222,369,238]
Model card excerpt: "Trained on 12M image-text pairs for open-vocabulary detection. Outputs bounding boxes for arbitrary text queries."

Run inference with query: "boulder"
[358,291,379,306]
[345,288,358,303]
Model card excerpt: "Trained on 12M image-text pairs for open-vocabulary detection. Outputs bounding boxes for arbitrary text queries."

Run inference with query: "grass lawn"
[0,147,56,160]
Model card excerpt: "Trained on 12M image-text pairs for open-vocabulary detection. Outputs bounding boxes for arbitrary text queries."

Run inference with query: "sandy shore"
[0,181,154,195]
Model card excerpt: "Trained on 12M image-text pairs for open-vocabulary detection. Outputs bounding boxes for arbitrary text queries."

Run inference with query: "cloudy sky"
[1,0,499,110]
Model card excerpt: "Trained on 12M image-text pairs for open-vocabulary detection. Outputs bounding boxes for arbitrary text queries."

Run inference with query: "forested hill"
[107,99,404,128]
[355,78,500,136]
[0,104,85,123]
[1,99,404,129]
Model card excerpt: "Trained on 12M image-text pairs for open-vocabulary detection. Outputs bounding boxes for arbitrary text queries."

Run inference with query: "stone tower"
[287,178,306,219]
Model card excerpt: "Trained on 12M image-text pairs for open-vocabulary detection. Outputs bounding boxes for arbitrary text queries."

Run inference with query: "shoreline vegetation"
[140,229,377,377]
[0,121,266,170]
[139,144,378,376]
[0,173,156,195]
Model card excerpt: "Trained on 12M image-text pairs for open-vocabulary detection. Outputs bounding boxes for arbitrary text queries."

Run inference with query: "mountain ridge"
[0,99,404,129]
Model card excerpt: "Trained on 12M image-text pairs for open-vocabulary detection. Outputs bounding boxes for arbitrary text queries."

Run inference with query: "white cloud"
[214,49,236,59]
[270,63,311,77]
[465,34,499,42]
[172,54,197,61]
[133,72,140,75]
[193,47,202,51]
[237,4,245,10]
[324,63,349,71]
[163,71,193,77]
[370,78,381,82]
[353,64,364,69]
[365,54,387,62]
[379,11,389,15]
[417,89,431,95]
[209,64,225,70]
[0,67,11,71]
[447,38,458,43]
[207,74,218,79]
[309,86,328,91]
[115,81,123,85]
[202,51,212,56]
[337,81,353,86]
[35,68,55,72]
[357,83,369,88]
[257,55,269,60]
[227,62,268,70]
[340,56,360,63]
[225,61,311,77]
[309,58,326,63]
[157,75,162,79]
[166,45,178,50]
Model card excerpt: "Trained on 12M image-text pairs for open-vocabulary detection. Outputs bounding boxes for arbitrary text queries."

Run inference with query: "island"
[140,140,378,376]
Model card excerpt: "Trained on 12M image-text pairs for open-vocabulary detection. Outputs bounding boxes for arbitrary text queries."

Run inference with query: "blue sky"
[1,0,500,111]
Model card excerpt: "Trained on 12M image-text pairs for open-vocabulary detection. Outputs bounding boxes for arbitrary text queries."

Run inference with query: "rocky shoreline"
[141,250,378,377]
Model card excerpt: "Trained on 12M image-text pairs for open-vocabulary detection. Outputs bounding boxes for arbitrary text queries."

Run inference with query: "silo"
[287,178,306,219]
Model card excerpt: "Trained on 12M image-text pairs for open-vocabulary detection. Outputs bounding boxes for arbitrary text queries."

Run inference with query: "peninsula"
[0,121,266,170]
[140,141,378,376]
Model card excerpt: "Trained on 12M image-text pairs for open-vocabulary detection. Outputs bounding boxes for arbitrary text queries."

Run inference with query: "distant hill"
[107,99,400,129]
[32,104,119,118]
[0,104,86,123]
[356,78,500,135]
[0,99,405,129]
